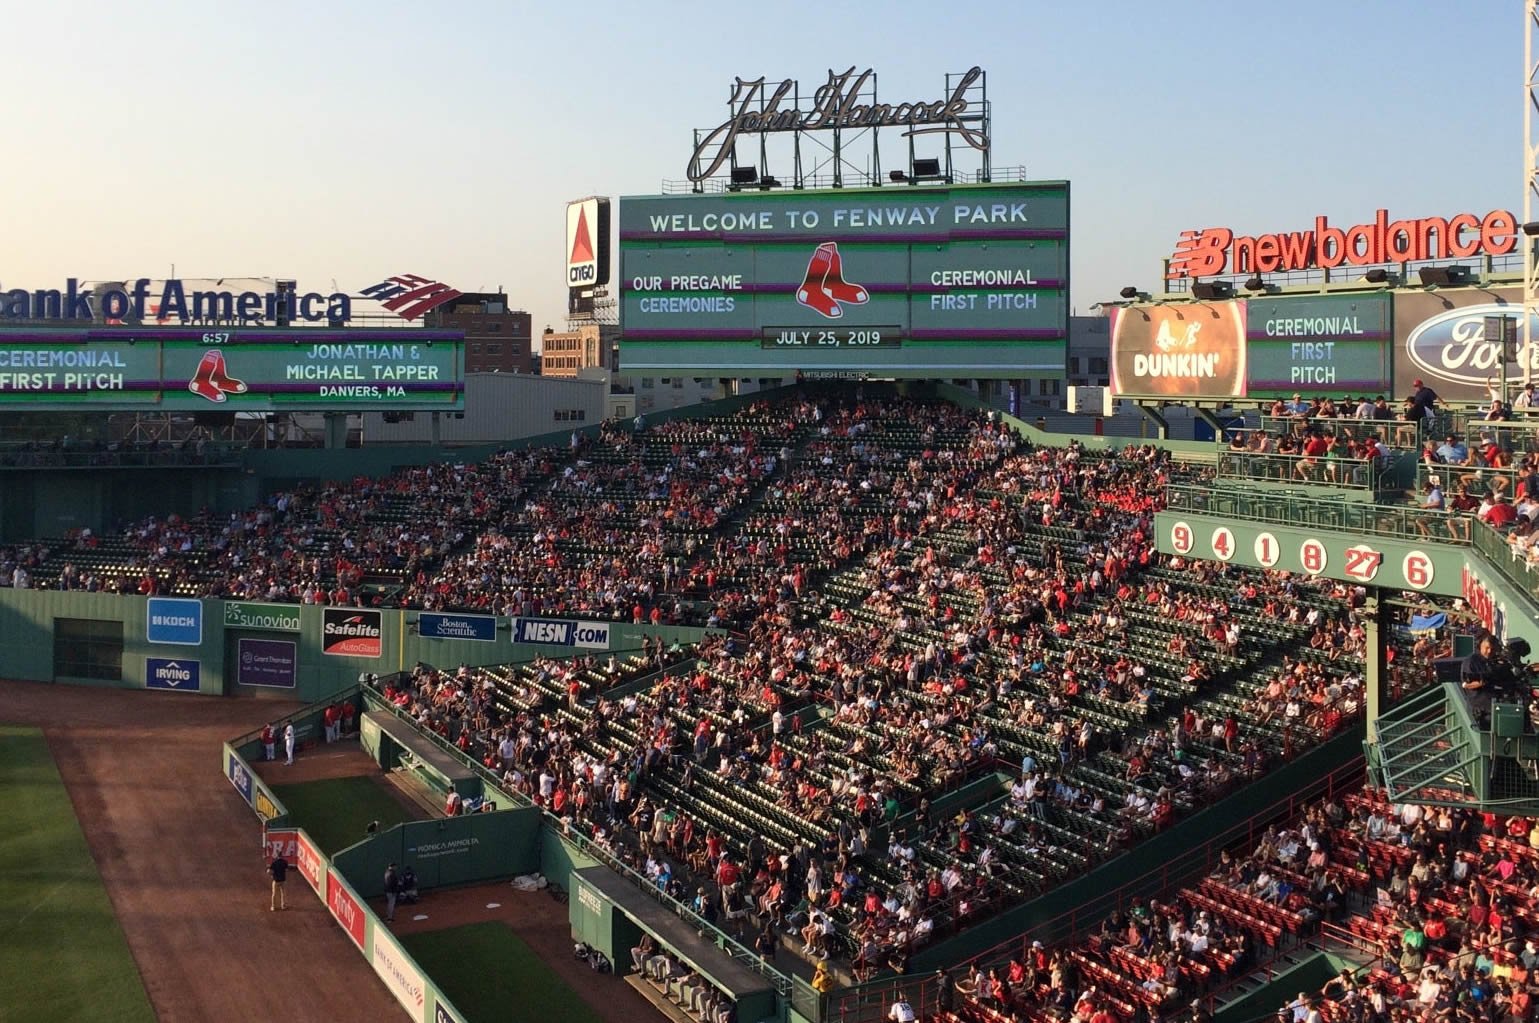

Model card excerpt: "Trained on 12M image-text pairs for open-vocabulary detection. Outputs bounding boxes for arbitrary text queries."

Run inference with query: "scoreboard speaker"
[1190,281,1233,301]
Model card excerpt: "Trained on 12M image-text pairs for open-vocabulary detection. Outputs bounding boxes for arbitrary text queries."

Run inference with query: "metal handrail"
[1163,482,1472,545]
[1217,450,1385,490]
[1471,519,1539,607]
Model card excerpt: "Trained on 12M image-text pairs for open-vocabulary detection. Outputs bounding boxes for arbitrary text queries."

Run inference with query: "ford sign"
[1404,302,1539,388]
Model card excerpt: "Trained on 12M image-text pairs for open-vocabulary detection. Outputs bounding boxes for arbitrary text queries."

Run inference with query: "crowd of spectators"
[356,394,1405,985]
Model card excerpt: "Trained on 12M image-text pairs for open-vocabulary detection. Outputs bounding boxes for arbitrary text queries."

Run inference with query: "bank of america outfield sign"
[0,273,466,325]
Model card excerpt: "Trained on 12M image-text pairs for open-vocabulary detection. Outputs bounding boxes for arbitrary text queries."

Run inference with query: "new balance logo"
[359,274,463,321]
[1166,228,1233,280]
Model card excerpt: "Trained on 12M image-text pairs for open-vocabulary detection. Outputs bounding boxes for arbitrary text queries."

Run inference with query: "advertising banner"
[224,601,302,632]
[1245,293,1393,398]
[618,183,1069,377]
[1110,301,1247,399]
[418,612,497,642]
[513,617,612,650]
[1393,287,1539,402]
[296,831,325,894]
[436,1003,466,1023]
[0,328,464,412]
[327,870,367,950]
[146,597,203,646]
[226,753,252,805]
[372,928,429,1021]
[145,657,200,692]
[322,608,383,658]
[263,827,299,863]
[236,638,298,688]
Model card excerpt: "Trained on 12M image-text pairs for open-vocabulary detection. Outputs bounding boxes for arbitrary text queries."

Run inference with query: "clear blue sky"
[0,0,1517,336]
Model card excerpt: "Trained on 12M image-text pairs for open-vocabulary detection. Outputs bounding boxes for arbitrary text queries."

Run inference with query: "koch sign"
[418,612,497,642]
[146,657,200,692]
[237,639,298,688]
[513,617,612,650]
[146,597,203,646]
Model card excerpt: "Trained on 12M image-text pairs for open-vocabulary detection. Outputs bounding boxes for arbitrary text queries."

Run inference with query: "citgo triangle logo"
[795,242,868,319]
[570,206,595,265]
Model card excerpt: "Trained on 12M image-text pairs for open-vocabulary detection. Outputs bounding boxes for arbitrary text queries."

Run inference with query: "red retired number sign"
[1170,521,1194,555]
[1342,545,1384,583]
[1159,516,1441,593]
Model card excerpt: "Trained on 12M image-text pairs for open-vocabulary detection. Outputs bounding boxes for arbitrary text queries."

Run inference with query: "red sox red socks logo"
[187,349,248,402]
[795,242,868,319]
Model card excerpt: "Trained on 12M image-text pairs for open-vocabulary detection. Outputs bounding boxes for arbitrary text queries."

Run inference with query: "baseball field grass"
[0,726,155,1023]
[271,775,418,853]
[403,921,605,1023]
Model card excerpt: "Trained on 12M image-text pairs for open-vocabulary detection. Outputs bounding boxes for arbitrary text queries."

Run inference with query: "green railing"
[1257,411,1452,444]
[1472,521,1539,607]
[1164,482,1473,545]
[1417,461,1525,498]
[1217,450,1385,490]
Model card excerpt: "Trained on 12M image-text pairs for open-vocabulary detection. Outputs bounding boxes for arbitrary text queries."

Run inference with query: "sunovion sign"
[513,617,612,650]
[1167,209,1518,279]
[687,66,989,182]
[0,279,352,324]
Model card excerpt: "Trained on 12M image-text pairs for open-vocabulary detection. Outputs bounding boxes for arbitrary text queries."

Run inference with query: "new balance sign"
[513,617,611,650]
[146,597,203,645]
[146,657,200,692]
[321,607,383,658]
[418,612,496,642]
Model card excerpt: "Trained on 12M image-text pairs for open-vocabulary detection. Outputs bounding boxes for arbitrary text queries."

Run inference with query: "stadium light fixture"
[1243,275,1265,292]
[729,166,759,185]
[1364,268,1390,284]
[1119,286,1140,299]
[1190,281,1233,301]
[911,158,942,178]
[1523,221,1539,236]
[889,170,908,183]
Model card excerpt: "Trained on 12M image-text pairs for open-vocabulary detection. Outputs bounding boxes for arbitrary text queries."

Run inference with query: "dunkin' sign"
[322,607,383,658]
[1110,301,1247,399]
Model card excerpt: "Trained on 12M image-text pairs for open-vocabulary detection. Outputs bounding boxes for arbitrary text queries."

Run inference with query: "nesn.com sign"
[146,597,203,646]
[513,618,611,650]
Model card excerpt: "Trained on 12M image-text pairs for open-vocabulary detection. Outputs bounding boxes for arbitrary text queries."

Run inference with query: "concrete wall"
[360,373,607,447]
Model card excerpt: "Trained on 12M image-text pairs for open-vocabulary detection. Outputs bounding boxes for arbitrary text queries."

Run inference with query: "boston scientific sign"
[688,66,989,182]
[0,278,352,325]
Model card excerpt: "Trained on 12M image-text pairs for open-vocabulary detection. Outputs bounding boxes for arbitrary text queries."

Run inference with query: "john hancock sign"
[688,67,989,182]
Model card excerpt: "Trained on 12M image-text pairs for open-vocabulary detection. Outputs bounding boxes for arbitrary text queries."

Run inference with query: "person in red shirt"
[1484,496,1519,528]
[261,723,276,762]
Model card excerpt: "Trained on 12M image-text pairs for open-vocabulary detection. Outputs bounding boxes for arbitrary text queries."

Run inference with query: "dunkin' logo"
[1111,302,1246,399]
[321,608,383,658]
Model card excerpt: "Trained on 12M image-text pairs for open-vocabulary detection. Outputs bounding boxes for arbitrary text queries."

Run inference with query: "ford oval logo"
[1405,302,1539,386]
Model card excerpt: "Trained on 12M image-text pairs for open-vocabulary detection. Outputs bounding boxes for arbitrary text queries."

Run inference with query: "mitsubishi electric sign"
[513,617,612,650]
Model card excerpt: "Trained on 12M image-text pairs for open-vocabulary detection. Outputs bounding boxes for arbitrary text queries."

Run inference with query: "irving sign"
[688,66,989,182]
[1167,209,1518,279]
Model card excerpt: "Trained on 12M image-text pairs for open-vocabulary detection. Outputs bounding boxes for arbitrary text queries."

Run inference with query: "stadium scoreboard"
[618,182,1069,378]
[0,328,464,412]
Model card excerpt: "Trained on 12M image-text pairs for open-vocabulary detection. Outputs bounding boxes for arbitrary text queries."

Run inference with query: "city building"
[426,292,532,374]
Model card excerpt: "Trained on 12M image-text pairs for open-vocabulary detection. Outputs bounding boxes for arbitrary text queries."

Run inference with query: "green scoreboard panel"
[618,182,1069,378]
[0,328,464,411]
